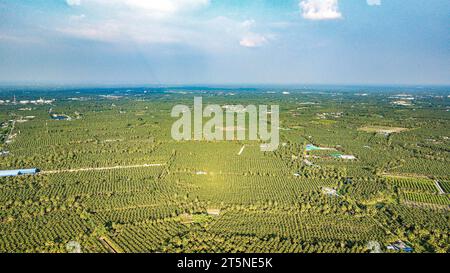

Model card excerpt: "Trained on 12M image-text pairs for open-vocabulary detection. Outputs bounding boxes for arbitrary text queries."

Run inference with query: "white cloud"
[237,19,269,48]
[59,1,271,50]
[240,19,256,28]
[59,0,212,44]
[57,13,270,51]
[70,0,209,17]
[367,0,381,6]
[123,0,209,14]
[299,0,342,20]
[66,0,81,6]
[239,34,267,48]
[69,14,86,21]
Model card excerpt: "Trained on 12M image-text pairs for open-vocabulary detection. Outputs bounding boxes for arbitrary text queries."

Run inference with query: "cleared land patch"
[358,126,409,134]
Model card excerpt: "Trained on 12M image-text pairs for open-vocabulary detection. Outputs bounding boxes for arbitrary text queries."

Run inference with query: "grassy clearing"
[358,126,409,134]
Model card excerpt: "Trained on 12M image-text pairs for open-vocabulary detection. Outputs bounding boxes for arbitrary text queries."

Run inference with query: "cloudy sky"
[0,0,449,85]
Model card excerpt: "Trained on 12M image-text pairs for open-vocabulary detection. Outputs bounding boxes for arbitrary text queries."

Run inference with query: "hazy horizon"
[1,81,450,87]
[0,82,449,89]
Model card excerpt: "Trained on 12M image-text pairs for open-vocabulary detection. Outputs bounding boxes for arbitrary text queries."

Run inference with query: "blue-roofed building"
[305,144,336,152]
[0,168,40,177]
[386,240,414,253]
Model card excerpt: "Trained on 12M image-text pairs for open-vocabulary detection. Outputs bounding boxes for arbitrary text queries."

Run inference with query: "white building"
[340,155,357,160]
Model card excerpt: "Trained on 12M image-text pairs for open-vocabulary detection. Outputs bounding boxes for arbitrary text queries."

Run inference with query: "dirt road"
[40,163,165,174]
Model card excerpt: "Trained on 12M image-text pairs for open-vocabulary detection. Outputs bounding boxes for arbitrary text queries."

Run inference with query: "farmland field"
[0,86,449,253]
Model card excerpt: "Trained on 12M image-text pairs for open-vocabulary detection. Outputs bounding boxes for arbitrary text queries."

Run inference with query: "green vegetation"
[0,86,449,253]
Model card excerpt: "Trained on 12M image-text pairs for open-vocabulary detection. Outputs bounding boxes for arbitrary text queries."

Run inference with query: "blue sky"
[0,0,449,85]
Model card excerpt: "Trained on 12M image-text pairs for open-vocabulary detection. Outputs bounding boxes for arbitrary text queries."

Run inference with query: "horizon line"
[0,82,449,89]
